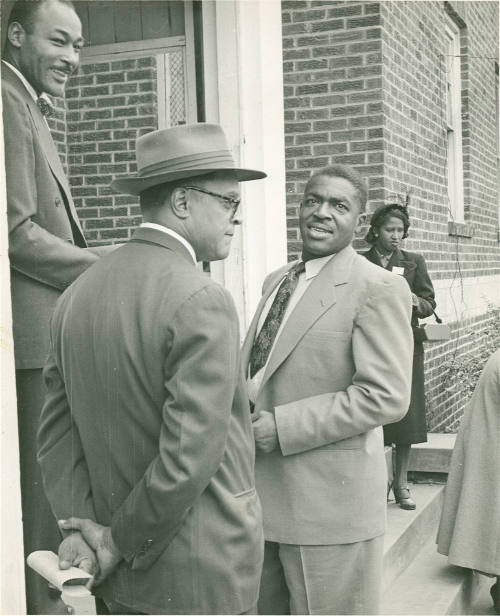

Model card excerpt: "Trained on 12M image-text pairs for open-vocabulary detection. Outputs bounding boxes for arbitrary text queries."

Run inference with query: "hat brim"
[111,167,266,196]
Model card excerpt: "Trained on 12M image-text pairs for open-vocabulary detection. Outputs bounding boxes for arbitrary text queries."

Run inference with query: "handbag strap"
[432,310,443,324]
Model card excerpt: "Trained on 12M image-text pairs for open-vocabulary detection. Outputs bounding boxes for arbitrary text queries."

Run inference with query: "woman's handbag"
[420,310,452,341]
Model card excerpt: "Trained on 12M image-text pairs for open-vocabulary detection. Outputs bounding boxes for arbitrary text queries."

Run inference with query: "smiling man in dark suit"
[38,123,266,615]
[1,1,108,611]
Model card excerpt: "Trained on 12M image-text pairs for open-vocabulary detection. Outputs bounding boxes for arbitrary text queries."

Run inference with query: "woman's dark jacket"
[363,247,436,444]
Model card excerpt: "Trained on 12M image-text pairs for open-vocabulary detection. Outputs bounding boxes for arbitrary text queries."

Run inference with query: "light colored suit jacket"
[2,62,98,368]
[242,245,413,545]
[38,227,263,614]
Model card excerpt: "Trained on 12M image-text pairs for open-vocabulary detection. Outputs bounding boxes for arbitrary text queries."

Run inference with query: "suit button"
[55,197,61,207]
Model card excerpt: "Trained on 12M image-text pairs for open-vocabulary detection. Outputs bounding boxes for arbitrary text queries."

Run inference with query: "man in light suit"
[38,123,265,614]
[242,165,414,614]
[2,1,107,611]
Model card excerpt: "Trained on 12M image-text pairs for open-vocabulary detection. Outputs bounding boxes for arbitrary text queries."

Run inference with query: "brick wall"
[64,56,159,246]
[282,0,384,260]
[281,0,500,431]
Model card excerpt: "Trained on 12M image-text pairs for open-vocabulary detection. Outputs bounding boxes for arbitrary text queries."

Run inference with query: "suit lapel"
[387,248,403,270]
[25,99,84,231]
[364,246,381,266]
[241,266,289,373]
[387,249,416,282]
[258,246,356,390]
[4,64,85,240]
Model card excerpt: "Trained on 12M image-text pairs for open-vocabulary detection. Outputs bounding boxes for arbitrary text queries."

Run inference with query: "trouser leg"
[278,536,384,615]
[16,369,63,615]
[258,540,290,614]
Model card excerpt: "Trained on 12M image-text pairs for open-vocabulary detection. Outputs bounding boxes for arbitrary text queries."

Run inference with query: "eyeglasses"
[183,186,241,217]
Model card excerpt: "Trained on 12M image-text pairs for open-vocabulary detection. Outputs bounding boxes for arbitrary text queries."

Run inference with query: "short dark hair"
[140,182,174,210]
[365,203,410,244]
[7,0,75,34]
[305,164,368,212]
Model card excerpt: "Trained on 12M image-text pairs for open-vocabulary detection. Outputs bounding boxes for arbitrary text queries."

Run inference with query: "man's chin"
[44,82,66,99]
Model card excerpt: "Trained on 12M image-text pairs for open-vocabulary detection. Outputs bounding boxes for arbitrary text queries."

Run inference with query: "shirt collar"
[140,222,196,264]
[304,253,335,280]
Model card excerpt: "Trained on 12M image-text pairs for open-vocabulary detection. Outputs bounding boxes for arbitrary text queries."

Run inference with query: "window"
[444,16,465,223]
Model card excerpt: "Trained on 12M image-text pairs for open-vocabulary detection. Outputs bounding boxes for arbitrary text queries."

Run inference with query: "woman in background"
[437,349,500,614]
[364,203,436,510]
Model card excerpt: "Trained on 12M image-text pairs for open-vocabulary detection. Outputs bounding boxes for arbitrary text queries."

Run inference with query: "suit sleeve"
[37,347,97,522]
[411,253,436,319]
[2,85,98,290]
[275,274,414,456]
[110,284,240,569]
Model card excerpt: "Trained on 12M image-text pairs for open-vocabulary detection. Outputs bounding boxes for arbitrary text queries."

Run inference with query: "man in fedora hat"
[37,123,266,615]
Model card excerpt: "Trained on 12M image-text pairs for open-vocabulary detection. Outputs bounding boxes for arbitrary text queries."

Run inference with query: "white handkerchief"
[392,266,405,276]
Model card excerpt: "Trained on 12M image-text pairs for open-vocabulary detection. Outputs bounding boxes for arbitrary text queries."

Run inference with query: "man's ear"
[170,187,190,219]
[8,22,25,49]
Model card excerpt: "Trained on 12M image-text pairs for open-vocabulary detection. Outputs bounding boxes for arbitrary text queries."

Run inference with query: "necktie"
[249,261,305,378]
[37,96,54,118]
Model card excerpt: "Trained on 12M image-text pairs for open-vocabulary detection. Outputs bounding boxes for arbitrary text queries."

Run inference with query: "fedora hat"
[111,123,266,196]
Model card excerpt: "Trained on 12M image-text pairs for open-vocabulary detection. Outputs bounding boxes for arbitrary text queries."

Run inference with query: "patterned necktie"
[249,261,305,378]
[37,96,54,118]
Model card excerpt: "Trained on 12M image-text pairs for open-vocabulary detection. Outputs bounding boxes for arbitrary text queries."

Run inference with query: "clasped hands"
[57,518,122,587]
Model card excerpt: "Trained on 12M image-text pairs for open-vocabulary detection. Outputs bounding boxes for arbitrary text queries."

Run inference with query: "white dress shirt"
[140,222,196,264]
[248,253,335,402]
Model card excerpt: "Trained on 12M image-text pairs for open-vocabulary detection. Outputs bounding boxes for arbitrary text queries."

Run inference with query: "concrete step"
[381,533,490,615]
[383,483,444,591]
[409,433,457,473]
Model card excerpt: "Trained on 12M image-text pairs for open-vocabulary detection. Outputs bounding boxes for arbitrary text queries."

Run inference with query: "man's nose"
[62,46,79,71]
[314,201,333,218]
[233,213,243,226]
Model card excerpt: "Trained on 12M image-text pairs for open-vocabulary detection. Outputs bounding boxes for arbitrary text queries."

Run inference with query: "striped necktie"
[37,96,54,118]
[249,261,305,378]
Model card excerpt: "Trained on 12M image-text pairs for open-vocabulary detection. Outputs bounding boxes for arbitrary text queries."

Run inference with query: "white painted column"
[0,77,27,614]
[202,0,287,334]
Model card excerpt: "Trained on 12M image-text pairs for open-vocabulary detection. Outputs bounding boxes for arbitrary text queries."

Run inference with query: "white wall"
[201,0,288,335]
[421,274,500,325]
[0,69,26,615]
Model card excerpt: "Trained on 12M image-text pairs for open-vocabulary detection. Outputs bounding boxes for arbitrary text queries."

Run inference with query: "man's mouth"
[51,68,70,81]
[308,224,333,235]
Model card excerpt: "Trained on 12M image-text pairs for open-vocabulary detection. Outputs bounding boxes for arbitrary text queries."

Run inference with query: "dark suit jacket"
[38,227,263,614]
[241,246,413,546]
[1,62,98,368]
[363,247,436,347]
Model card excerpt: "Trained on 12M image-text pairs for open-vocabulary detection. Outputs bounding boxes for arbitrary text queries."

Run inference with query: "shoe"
[394,487,416,510]
[490,581,500,614]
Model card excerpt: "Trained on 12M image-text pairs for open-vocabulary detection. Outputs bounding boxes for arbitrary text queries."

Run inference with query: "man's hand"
[58,531,98,587]
[58,518,122,585]
[252,410,279,453]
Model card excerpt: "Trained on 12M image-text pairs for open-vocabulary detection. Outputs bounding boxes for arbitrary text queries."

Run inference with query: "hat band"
[138,150,235,178]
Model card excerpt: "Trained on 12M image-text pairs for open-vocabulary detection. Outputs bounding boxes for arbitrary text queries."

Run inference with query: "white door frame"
[201,0,288,335]
[0,73,27,614]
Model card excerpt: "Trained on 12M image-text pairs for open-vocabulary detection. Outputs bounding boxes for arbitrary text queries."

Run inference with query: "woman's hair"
[365,203,410,245]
